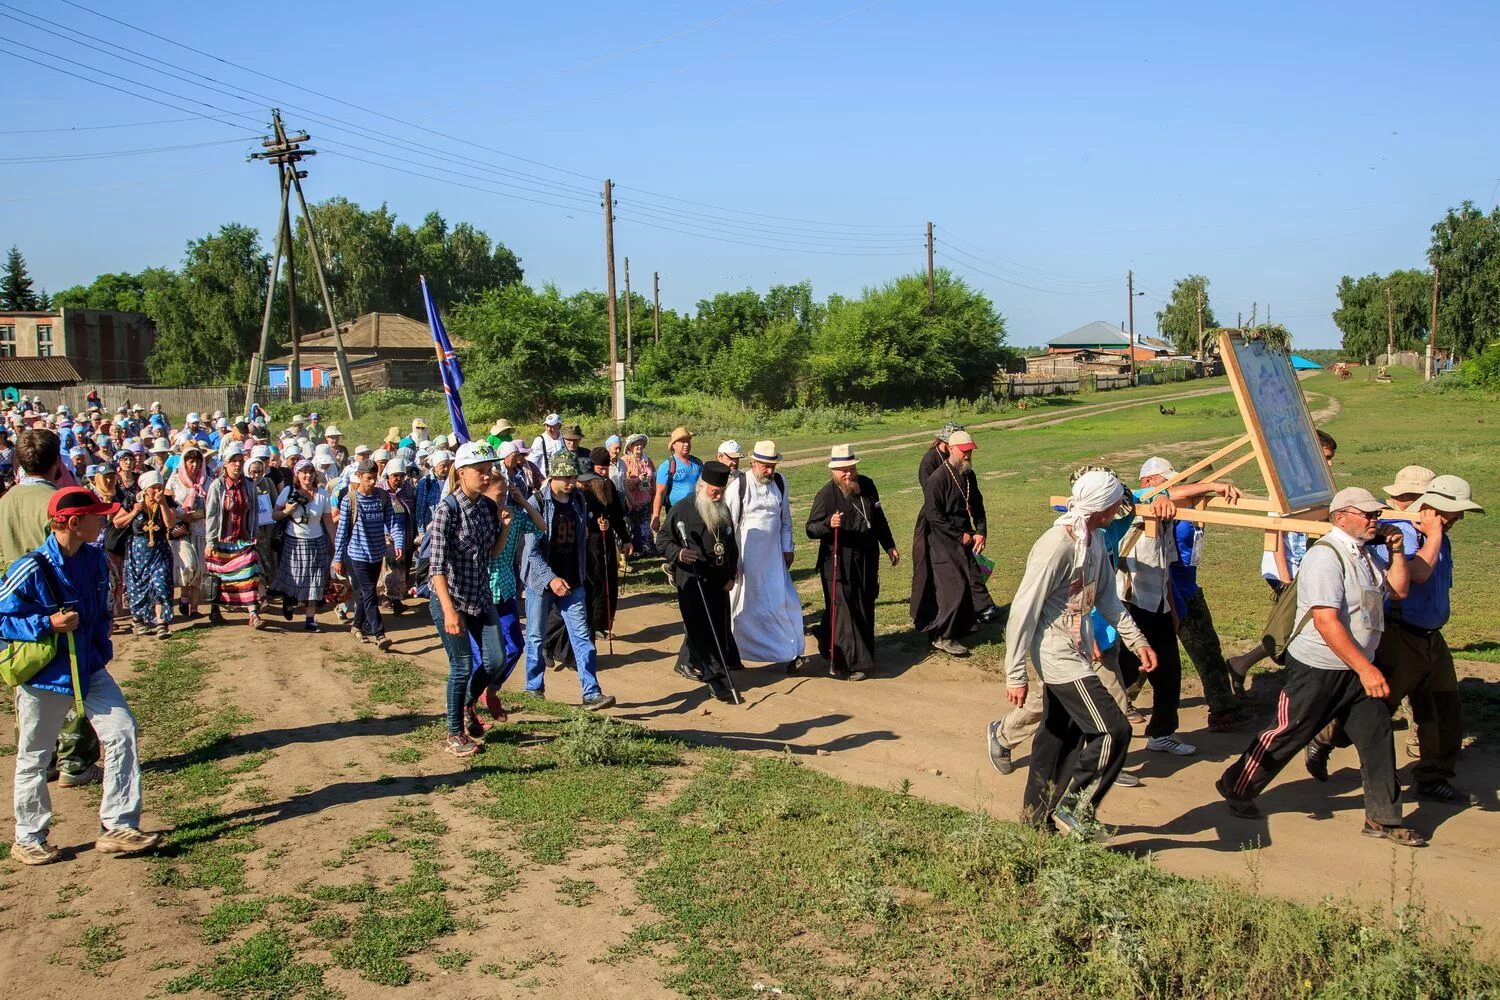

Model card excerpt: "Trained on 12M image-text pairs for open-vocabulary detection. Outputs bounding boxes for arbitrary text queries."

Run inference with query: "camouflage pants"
[1176,589,1237,716]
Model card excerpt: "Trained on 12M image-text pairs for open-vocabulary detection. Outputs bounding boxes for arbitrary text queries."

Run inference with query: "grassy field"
[75,633,1498,999]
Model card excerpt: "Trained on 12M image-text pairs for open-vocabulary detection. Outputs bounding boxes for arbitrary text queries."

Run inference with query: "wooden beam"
[1139,433,1252,501]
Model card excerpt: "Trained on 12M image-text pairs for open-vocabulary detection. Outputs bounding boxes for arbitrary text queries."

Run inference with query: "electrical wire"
[0,115,210,134]
[937,227,1120,287]
[0,135,261,164]
[936,243,1119,296]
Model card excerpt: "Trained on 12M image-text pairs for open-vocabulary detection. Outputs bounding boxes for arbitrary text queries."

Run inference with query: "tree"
[51,272,151,312]
[1154,275,1217,356]
[2,246,40,311]
[146,226,269,385]
[1428,201,1500,358]
[1332,269,1430,360]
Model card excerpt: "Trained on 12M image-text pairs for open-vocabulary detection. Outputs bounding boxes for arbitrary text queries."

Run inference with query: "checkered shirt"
[428,490,499,616]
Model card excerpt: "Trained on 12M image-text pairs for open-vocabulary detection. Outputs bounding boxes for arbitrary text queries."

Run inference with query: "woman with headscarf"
[247,450,281,593]
[167,446,210,620]
[272,460,335,630]
[204,443,264,628]
[621,433,657,559]
[115,469,176,637]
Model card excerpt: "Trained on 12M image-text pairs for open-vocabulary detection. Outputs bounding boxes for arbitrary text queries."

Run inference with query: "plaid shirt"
[429,490,498,616]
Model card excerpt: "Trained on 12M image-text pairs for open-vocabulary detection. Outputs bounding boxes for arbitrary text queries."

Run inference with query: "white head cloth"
[1053,469,1126,568]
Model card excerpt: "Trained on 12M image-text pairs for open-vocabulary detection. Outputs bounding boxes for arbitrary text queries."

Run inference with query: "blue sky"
[3,0,1497,348]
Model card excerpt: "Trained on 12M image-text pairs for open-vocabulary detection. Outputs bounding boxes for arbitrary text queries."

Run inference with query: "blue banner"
[420,275,470,444]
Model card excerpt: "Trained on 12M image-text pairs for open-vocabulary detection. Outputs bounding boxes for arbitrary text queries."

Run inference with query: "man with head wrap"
[1002,469,1158,839]
[658,461,741,701]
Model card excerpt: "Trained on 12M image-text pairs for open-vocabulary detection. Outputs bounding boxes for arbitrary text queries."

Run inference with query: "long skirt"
[274,535,328,603]
[106,551,126,617]
[125,533,173,623]
[205,538,262,606]
[628,506,658,559]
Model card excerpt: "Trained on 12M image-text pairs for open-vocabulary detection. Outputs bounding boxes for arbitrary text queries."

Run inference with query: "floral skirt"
[125,534,173,622]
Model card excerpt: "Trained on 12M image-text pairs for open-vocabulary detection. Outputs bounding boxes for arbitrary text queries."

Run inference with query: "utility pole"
[1237,310,1242,329]
[652,271,661,346]
[1266,302,1271,327]
[1127,270,1137,387]
[1249,302,1258,327]
[1385,284,1395,362]
[925,222,935,306]
[623,257,633,371]
[1195,287,1205,360]
[1428,265,1440,380]
[602,179,620,421]
[283,200,300,404]
[248,109,356,420]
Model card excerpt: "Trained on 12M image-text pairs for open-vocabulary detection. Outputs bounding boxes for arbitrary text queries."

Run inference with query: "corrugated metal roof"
[0,356,83,385]
[1049,321,1131,347]
[301,312,464,350]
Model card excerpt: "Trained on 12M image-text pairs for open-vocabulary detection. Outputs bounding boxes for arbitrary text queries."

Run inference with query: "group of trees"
[1155,274,1218,355]
[1334,201,1500,361]
[2,246,48,310]
[449,270,1011,416]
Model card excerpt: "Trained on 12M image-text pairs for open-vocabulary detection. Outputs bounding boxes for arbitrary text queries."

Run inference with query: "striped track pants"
[1022,674,1132,826]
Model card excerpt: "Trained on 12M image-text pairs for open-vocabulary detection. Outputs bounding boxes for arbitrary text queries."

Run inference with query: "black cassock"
[915,446,995,616]
[910,461,986,640]
[656,497,741,697]
[806,476,895,676]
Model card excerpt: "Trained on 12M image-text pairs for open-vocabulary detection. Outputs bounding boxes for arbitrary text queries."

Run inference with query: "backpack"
[734,471,786,525]
[1258,540,1347,665]
[411,492,462,599]
[0,549,83,712]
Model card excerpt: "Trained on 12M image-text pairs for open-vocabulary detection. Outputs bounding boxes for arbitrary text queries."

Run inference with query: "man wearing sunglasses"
[1218,487,1426,847]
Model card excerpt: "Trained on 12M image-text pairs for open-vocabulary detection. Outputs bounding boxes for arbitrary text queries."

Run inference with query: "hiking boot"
[1416,781,1477,807]
[95,826,162,856]
[1126,706,1147,727]
[59,764,102,788]
[1114,771,1142,788]
[583,693,617,711]
[11,839,62,866]
[1361,819,1427,848]
[376,634,393,652]
[1215,775,1261,818]
[986,721,1014,775]
[445,733,480,758]
[1304,743,1331,783]
[1146,735,1197,756]
[930,638,969,657]
[1052,805,1110,842]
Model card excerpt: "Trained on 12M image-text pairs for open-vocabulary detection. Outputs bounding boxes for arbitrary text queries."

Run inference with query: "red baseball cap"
[48,486,121,520]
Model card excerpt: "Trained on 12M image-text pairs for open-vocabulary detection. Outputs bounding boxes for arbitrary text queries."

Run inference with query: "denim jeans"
[524,585,601,700]
[430,595,504,735]
[14,672,141,844]
[349,558,384,638]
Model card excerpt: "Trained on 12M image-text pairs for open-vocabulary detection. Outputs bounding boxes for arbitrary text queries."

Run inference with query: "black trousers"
[1117,603,1183,739]
[348,558,385,638]
[1022,674,1132,826]
[1220,655,1401,825]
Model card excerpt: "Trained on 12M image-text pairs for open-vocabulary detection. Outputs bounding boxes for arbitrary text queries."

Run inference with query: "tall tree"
[2,246,40,311]
[146,225,269,385]
[1332,269,1430,360]
[1154,275,1217,356]
[1428,201,1500,358]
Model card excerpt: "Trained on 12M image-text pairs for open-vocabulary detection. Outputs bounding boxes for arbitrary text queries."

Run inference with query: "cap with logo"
[947,430,977,452]
[716,440,743,459]
[544,413,562,427]
[454,441,498,470]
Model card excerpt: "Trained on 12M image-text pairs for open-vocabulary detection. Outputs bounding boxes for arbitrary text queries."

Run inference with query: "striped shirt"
[333,489,403,564]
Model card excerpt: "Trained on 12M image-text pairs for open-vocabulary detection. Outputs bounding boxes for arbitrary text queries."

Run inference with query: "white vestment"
[726,473,805,663]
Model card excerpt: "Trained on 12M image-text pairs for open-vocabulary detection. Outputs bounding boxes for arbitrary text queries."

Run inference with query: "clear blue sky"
[4,0,1498,348]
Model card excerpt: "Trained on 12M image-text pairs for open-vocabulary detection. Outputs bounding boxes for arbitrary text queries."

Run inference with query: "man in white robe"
[726,440,805,671]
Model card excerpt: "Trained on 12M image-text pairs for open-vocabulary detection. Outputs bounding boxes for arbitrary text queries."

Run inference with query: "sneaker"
[582,693,617,711]
[132,620,150,636]
[376,634,393,652]
[95,826,162,856]
[1361,819,1427,848]
[59,764,103,788]
[1126,706,1148,727]
[1416,781,1477,807]
[463,706,487,739]
[1207,709,1247,732]
[304,620,320,633]
[249,613,265,630]
[986,721,1014,775]
[1114,771,1142,788]
[1215,775,1262,818]
[785,657,803,676]
[335,607,350,623]
[11,839,62,865]
[154,623,169,639]
[1052,805,1110,842]
[930,638,969,657]
[1304,743,1331,782]
[1146,735,1196,756]
[445,733,480,758]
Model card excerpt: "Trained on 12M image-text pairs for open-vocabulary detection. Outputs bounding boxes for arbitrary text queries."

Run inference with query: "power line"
[937,227,1119,287]
[0,114,209,134]
[0,135,261,164]
[619,183,914,232]
[935,243,1117,296]
[612,194,916,242]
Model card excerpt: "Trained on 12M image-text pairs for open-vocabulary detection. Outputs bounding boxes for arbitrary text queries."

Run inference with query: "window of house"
[36,324,52,357]
[0,325,13,358]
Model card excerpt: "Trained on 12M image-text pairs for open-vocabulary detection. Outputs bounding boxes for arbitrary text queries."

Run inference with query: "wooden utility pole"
[1127,270,1137,387]
[284,201,300,404]
[623,257,633,370]
[1249,302,1257,327]
[1385,284,1395,362]
[248,109,356,419]
[1237,310,1242,328]
[925,222,935,306]
[1195,287,1205,360]
[1428,265,1440,380]
[652,270,661,346]
[602,179,620,420]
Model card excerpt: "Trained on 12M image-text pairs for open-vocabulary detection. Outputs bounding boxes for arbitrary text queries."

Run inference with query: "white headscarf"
[1054,469,1126,568]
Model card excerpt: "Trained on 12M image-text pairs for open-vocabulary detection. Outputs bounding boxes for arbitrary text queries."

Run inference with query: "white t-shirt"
[274,485,332,540]
[1285,526,1385,671]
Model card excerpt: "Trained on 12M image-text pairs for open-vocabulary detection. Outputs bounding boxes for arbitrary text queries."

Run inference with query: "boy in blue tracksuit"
[3,487,161,865]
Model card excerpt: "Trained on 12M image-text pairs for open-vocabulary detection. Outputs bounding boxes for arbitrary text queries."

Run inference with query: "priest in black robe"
[657,461,741,701]
[910,430,988,657]
[806,445,898,681]
[917,422,999,623]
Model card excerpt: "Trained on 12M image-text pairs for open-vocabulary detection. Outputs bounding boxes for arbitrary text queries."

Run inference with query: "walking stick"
[828,524,840,671]
[675,520,741,705]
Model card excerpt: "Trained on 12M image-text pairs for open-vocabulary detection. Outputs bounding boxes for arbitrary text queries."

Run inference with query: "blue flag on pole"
[421,275,470,444]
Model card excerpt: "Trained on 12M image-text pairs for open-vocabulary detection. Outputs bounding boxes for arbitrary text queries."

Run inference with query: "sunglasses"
[1338,507,1380,519]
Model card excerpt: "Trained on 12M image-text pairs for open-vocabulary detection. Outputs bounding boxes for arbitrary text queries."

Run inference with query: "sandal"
[249,613,265,630]
[1361,820,1427,847]
[481,687,508,723]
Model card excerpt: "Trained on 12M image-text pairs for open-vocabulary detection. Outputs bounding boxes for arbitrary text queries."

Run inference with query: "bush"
[1455,341,1500,390]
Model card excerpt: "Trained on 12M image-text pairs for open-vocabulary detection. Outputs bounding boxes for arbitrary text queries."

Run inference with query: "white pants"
[13,672,142,845]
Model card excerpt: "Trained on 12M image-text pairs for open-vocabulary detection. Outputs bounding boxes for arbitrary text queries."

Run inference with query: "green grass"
[166,928,328,1000]
[554,876,600,907]
[73,924,125,973]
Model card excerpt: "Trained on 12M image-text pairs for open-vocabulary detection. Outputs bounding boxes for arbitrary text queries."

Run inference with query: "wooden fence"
[49,383,249,417]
